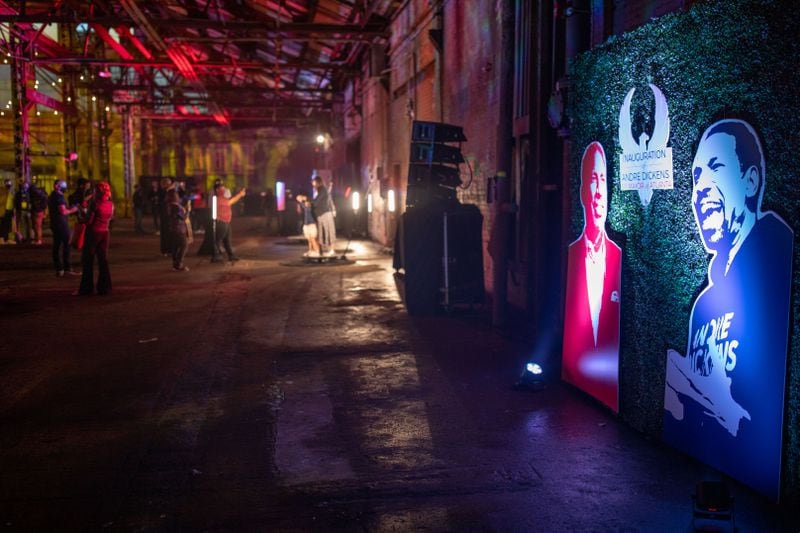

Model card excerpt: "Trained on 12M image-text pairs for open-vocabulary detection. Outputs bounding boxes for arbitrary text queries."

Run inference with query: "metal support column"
[10,33,31,185]
[140,116,155,176]
[176,124,187,179]
[59,24,79,183]
[122,110,136,217]
[98,100,111,183]
[140,80,157,176]
[86,92,95,180]
[61,75,79,181]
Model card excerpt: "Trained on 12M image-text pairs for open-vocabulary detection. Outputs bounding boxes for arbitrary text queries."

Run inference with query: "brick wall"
[441,0,502,293]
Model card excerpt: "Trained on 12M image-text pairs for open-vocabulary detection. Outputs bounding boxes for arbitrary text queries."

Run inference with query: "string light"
[66,97,71,102]
[91,95,96,102]
[104,105,110,112]
[54,110,58,115]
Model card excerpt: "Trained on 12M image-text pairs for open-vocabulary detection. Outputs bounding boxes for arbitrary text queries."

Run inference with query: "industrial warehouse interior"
[1,0,799,530]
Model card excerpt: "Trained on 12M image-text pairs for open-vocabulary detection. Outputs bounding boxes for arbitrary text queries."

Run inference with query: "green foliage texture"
[568,0,799,501]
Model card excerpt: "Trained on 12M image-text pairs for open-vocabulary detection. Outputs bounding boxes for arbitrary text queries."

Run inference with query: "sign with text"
[618,84,673,206]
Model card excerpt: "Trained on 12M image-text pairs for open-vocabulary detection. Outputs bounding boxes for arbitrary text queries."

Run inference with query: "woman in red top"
[79,181,115,296]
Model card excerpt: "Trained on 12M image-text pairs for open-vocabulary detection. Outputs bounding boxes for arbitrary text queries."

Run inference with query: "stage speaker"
[405,120,467,210]
[408,164,461,188]
[411,121,467,143]
[410,142,465,165]
[397,204,484,315]
[406,181,457,209]
[441,205,484,309]
[399,205,442,315]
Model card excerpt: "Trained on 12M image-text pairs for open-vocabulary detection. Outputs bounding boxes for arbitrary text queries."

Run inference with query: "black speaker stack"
[406,121,466,208]
[395,121,484,316]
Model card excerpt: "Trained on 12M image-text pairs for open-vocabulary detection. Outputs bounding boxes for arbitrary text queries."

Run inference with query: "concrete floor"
[0,218,794,532]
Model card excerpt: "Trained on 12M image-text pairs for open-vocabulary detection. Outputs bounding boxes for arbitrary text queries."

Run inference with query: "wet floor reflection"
[342,353,437,470]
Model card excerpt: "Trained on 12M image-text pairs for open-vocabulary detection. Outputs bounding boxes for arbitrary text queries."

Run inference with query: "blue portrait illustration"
[663,119,794,500]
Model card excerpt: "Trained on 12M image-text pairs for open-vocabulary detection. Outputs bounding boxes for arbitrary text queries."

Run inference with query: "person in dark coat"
[29,182,48,245]
[133,183,146,234]
[0,179,13,243]
[146,179,160,233]
[263,187,276,234]
[167,189,190,271]
[311,176,336,256]
[79,181,114,296]
[13,181,32,243]
[48,180,79,276]
[68,177,92,250]
[158,178,174,256]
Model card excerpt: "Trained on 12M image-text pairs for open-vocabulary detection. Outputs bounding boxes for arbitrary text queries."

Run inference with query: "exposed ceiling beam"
[165,35,374,43]
[138,113,319,123]
[0,0,397,127]
[121,100,330,108]
[107,84,334,94]
[0,15,388,37]
[29,57,356,72]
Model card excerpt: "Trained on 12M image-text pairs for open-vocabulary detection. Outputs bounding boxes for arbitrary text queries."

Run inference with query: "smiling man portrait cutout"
[664,119,793,500]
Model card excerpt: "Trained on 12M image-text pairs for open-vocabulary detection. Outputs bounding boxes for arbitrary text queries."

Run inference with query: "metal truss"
[0,0,395,127]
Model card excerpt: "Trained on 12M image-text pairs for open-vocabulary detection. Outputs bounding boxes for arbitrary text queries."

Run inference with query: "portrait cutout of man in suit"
[663,119,793,500]
[562,141,622,412]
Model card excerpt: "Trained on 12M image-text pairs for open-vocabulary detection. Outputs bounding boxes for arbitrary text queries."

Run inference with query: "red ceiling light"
[212,111,230,126]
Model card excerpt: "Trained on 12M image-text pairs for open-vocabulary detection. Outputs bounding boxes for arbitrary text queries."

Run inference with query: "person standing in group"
[0,179,14,244]
[190,184,206,235]
[29,182,48,245]
[13,181,32,243]
[176,179,194,237]
[211,179,246,263]
[263,187,276,234]
[48,180,80,277]
[132,183,146,234]
[68,178,92,250]
[167,189,190,272]
[311,175,336,257]
[147,179,160,233]
[295,193,320,257]
[78,181,114,296]
[158,178,175,256]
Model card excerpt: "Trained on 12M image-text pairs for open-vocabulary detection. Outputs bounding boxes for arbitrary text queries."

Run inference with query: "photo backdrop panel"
[662,119,793,501]
[562,142,621,412]
[568,0,800,501]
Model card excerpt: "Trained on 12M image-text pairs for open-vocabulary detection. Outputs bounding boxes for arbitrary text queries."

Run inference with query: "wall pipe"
[491,0,515,330]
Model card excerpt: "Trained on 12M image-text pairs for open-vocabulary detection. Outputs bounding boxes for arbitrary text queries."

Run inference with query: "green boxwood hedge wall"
[568,0,799,501]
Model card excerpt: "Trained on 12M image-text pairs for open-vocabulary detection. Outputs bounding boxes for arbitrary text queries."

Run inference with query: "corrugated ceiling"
[0,0,396,127]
